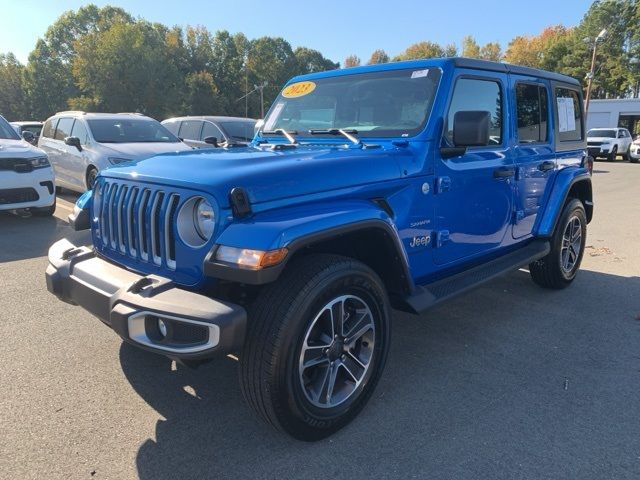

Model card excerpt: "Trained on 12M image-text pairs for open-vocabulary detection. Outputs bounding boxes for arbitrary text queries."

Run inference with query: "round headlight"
[194,198,215,241]
[177,196,217,248]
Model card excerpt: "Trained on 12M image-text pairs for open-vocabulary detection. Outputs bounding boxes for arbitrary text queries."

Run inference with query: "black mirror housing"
[203,136,219,147]
[22,131,35,142]
[453,111,491,147]
[64,136,82,151]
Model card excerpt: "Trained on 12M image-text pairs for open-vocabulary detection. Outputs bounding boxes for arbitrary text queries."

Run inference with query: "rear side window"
[42,119,58,138]
[71,120,90,145]
[54,118,74,140]
[555,88,583,142]
[446,78,503,145]
[516,83,548,143]
[178,120,203,141]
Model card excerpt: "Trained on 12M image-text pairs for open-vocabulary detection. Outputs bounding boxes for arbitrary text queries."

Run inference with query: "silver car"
[38,112,192,192]
[161,116,257,148]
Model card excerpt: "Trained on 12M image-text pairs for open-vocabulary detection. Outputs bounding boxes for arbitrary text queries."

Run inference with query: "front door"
[434,73,515,266]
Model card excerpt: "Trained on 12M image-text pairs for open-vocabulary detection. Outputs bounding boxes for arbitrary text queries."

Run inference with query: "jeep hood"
[98,141,193,160]
[0,138,46,158]
[101,145,404,206]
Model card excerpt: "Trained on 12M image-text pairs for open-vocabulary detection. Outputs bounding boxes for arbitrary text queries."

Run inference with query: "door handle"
[538,161,555,172]
[493,167,516,178]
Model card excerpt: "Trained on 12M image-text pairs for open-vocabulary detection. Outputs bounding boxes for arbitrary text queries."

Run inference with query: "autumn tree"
[394,42,445,61]
[368,49,390,64]
[480,42,502,61]
[461,36,481,58]
[344,55,361,67]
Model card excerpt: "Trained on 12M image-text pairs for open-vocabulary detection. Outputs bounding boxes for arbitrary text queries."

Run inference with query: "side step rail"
[403,240,550,314]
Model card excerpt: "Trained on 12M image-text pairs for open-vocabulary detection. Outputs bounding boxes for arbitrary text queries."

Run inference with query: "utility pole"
[254,81,268,118]
[585,28,607,116]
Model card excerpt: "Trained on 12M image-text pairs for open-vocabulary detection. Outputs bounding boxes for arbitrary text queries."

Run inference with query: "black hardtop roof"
[450,57,581,87]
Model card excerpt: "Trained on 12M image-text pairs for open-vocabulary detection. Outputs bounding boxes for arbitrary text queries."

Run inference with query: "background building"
[586,99,640,135]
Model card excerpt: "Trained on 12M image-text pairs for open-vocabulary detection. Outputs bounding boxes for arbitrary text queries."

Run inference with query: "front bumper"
[630,147,640,159]
[45,238,247,360]
[0,167,55,210]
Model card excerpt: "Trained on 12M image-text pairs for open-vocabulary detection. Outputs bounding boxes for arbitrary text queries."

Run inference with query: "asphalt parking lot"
[1,162,639,480]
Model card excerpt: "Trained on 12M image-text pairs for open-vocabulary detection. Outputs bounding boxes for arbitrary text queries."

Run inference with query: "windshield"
[262,68,442,138]
[0,116,20,140]
[87,118,179,143]
[220,121,257,142]
[588,129,616,138]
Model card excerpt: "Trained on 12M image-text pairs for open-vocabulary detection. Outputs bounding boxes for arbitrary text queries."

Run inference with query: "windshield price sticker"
[282,81,316,98]
[411,69,430,79]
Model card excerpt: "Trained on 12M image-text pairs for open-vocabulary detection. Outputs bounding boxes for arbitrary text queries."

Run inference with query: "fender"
[204,199,412,290]
[534,167,592,238]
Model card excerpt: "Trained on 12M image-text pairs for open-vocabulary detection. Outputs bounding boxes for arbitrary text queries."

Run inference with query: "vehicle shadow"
[123,268,640,480]
[0,211,89,263]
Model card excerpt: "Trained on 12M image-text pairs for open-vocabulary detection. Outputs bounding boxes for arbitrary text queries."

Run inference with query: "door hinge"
[435,230,450,248]
[435,176,451,194]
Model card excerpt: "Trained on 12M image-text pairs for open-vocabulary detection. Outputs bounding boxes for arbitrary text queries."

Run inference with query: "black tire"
[86,166,98,190]
[239,254,391,441]
[622,146,631,162]
[55,186,63,194]
[529,198,586,289]
[607,145,617,161]
[32,203,56,216]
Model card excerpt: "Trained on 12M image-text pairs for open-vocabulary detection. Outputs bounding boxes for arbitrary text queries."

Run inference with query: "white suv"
[0,114,55,216]
[587,127,633,161]
[38,112,192,192]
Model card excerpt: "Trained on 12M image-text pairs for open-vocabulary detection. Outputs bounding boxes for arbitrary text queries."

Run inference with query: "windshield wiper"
[308,128,361,146]
[261,129,297,144]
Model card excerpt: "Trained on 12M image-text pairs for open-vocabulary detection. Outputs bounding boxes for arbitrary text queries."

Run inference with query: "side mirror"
[64,136,82,151]
[203,136,219,147]
[22,131,35,143]
[453,111,491,147]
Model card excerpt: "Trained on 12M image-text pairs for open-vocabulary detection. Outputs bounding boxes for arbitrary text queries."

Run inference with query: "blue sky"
[3,0,591,64]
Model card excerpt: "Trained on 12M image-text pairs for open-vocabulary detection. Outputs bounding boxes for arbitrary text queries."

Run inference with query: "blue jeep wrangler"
[46,58,592,440]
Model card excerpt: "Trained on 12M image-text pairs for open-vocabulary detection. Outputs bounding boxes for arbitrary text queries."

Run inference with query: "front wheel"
[239,254,391,441]
[529,198,586,289]
[86,167,98,190]
[607,145,618,162]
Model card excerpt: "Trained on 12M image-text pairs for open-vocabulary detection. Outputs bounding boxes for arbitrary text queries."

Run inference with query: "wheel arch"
[534,169,593,237]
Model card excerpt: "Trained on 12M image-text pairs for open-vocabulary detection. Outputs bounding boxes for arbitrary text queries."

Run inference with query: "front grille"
[0,158,33,173]
[587,141,603,147]
[0,187,39,205]
[95,181,180,270]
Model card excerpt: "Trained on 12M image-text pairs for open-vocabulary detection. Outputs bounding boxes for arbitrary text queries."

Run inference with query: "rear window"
[178,120,203,141]
[555,88,583,142]
[42,119,57,138]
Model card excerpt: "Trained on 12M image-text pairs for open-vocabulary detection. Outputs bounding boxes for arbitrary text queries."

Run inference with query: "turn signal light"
[215,246,288,269]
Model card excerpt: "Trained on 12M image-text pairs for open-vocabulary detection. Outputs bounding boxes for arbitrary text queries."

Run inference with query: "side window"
[555,87,583,142]
[163,121,180,136]
[54,117,74,141]
[71,120,90,145]
[42,119,58,138]
[201,122,224,141]
[516,83,549,143]
[178,120,203,141]
[446,78,502,145]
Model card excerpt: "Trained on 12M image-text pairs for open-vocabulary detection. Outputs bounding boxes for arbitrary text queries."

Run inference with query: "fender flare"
[534,167,592,238]
[204,200,412,291]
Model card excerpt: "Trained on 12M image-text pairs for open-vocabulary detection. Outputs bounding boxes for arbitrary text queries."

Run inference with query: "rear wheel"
[239,254,390,441]
[529,198,586,289]
[607,145,617,161]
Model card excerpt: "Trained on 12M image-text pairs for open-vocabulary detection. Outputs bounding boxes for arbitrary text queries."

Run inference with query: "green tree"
[183,71,224,115]
[443,43,458,57]
[0,53,27,120]
[71,21,183,118]
[461,35,481,58]
[294,47,339,73]
[367,49,390,64]
[480,42,502,61]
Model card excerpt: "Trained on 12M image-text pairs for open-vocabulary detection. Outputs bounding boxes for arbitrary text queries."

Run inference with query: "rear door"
[510,76,555,238]
[50,117,75,185]
[434,72,515,266]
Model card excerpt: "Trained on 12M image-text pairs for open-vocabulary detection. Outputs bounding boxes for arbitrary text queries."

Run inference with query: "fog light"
[158,319,168,338]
